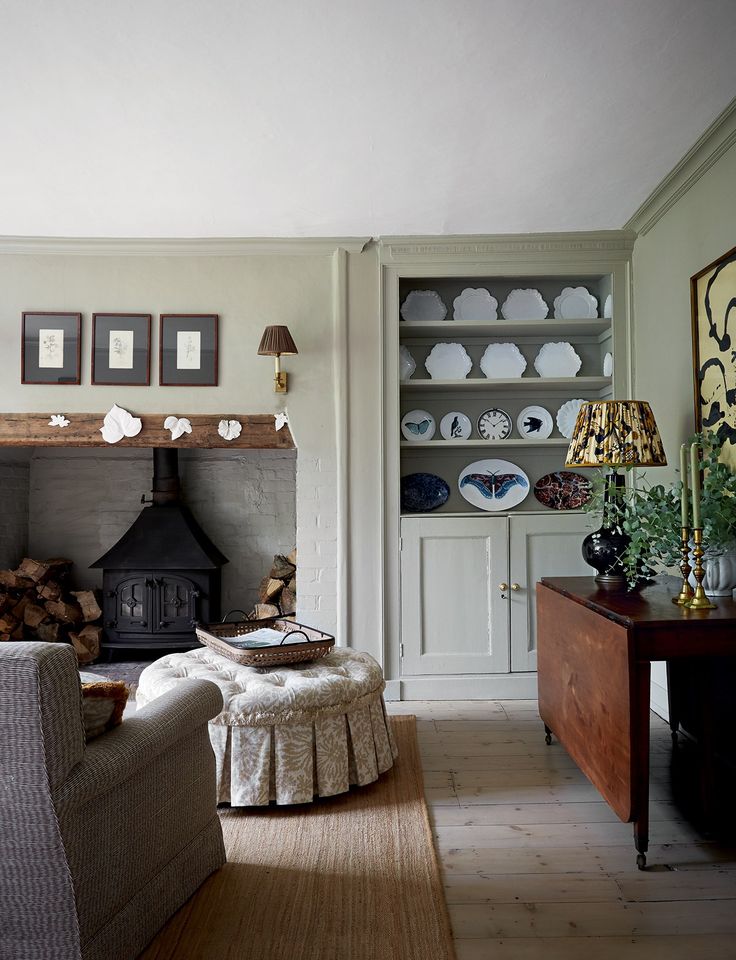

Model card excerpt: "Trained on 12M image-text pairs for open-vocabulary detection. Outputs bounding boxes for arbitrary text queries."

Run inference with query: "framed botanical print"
[21,312,81,385]
[159,314,219,386]
[92,313,151,385]
[691,245,736,468]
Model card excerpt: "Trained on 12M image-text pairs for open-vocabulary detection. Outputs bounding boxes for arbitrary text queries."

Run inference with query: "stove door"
[155,574,199,635]
[112,575,151,635]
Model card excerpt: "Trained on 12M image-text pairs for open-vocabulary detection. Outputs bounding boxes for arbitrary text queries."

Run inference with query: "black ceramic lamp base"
[582,471,630,590]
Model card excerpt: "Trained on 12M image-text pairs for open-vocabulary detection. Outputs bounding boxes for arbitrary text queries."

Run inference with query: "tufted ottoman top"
[136,646,386,726]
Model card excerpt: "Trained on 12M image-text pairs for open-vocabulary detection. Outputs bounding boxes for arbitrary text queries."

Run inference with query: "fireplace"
[91,448,228,655]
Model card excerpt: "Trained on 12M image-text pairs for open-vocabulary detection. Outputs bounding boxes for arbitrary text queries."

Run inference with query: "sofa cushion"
[79,676,129,740]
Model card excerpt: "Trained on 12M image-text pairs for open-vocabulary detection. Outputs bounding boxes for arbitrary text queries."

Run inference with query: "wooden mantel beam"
[0,414,295,449]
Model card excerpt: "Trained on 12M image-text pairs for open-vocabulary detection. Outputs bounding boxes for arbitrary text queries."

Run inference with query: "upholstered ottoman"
[137,647,398,806]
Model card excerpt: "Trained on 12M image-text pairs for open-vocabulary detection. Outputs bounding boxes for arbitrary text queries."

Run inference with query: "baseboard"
[383,680,401,701]
[650,678,669,723]
[396,673,538,700]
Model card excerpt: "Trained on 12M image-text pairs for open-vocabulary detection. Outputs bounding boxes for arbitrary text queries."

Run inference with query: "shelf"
[399,319,611,339]
[400,510,586,519]
[400,438,570,449]
[401,376,611,394]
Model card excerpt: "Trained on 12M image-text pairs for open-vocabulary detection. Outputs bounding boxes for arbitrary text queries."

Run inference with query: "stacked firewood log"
[249,549,297,619]
[0,557,102,664]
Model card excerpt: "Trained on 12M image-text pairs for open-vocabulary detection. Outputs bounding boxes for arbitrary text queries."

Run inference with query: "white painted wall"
[0,243,378,657]
[632,136,736,719]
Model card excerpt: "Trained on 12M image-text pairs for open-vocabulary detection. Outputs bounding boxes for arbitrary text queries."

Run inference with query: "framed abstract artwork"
[21,312,81,385]
[159,314,219,386]
[92,313,151,385]
[691,246,736,468]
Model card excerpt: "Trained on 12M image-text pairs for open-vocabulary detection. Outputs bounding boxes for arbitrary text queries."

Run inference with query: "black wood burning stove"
[91,448,228,655]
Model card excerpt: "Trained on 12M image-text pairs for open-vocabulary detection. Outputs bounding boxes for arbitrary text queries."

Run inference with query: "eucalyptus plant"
[582,434,736,589]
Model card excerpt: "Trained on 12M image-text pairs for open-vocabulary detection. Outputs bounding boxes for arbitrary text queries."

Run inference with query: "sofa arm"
[55,679,223,811]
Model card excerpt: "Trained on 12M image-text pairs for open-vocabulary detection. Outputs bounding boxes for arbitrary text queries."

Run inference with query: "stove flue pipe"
[152,448,181,505]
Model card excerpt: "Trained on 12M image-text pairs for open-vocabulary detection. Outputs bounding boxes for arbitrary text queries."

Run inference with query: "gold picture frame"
[691,245,736,468]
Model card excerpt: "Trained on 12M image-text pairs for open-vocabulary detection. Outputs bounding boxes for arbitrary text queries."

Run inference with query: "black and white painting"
[692,247,736,468]
[22,312,81,385]
[92,314,151,386]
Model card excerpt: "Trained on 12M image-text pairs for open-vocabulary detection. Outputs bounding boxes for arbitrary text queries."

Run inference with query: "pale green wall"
[632,141,736,480]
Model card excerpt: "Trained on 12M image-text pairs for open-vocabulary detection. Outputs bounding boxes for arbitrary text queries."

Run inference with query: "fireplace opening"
[91,448,228,655]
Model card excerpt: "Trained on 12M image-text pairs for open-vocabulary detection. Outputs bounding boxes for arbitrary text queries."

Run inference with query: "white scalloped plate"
[452,287,498,322]
[500,288,548,320]
[399,345,416,380]
[533,342,582,378]
[556,399,587,439]
[553,286,598,319]
[604,293,613,318]
[425,342,472,379]
[400,290,448,322]
[479,342,527,379]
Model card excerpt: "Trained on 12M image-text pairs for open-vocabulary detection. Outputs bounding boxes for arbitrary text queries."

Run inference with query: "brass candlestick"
[672,525,694,605]
[686,528,717,610]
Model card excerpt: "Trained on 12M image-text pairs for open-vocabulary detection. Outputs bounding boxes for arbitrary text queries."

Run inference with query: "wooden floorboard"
[386,699,736,958]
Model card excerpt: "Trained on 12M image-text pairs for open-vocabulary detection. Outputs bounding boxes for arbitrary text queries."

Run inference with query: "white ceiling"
[1,0,735,238]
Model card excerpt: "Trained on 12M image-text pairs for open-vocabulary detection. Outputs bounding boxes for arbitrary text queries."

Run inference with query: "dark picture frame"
[159,314,219,386]
[691,245,736,469]
[92,313,151,386]
[21,312,81,385]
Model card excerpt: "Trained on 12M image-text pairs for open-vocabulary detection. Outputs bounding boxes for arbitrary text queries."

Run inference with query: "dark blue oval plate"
[401,473,450,512]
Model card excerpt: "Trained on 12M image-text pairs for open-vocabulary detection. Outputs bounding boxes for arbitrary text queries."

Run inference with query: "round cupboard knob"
[499,582,508,592]
[511,583,520,591]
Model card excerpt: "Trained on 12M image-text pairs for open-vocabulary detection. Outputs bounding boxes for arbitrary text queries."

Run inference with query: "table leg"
[633,662,651,870]
[544,724,553,746]
[666,660,680,743]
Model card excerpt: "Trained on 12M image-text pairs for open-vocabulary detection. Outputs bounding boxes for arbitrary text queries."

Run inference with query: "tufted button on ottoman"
[137,647,398,806]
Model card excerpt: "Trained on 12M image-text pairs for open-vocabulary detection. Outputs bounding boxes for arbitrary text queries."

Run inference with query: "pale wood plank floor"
[385,699,736,959]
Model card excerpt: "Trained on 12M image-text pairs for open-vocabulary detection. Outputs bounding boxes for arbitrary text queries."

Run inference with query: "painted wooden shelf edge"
[0,413,295,449]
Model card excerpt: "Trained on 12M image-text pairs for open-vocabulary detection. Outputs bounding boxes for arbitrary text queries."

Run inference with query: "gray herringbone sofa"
[0,641,226,960]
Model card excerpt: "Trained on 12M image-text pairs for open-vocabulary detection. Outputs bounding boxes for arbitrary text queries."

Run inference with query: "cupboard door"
[509,513,592,672]
[400,516,510,676]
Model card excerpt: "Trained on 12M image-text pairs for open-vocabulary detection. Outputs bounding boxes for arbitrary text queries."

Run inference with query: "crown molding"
[624,97,736,237]
[378,231,635,264]
[0,236,372,257]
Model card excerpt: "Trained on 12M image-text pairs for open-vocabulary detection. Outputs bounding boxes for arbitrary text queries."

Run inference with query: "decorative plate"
[458,458,530,511]
[477,407,513,440]
[533,342,582,378]
[534,471,592,510]
[553,286,598,320]
[401,409,436,442]
[517,405,553,439]
[400,290,448,322]
[425,342,473,379]
[401,473,450,513]
[452,287,498,322]
[399,345,416,380]
[479,342,527,379]
[603,351,613,377]
[555,399,587,439]
[603,293,613,319]
[440,411,473,440]
[500,289,549,320]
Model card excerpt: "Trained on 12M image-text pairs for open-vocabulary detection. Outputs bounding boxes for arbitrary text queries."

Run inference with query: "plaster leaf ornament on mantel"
[48,414,70,428]
[164,416,193,441]
[100,404,143,444]
[274,412,289,432]
[218,419,242,442]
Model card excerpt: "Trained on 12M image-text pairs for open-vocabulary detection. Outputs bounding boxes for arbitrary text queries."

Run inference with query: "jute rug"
[140,716,455,960]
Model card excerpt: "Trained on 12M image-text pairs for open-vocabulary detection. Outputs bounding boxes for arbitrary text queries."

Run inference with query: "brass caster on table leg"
[636,853,647,871]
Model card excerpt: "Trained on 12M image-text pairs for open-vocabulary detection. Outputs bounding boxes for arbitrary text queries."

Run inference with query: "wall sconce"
[257,325,298,393]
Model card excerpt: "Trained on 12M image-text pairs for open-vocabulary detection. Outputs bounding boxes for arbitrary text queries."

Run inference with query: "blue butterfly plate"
[458,458,530,511]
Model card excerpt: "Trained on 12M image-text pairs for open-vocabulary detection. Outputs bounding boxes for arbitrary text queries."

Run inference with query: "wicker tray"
[195,614,335,667]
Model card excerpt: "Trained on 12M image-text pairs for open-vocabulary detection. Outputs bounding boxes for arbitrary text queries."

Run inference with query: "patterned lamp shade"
[565,400,667,468]
[257,325,298,356]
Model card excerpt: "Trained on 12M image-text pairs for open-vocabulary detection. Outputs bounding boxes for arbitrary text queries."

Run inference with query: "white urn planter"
[689,545,736,597]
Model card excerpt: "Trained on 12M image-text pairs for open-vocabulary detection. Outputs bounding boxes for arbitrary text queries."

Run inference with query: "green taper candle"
[680,444,689,528]
[690,442,702,529]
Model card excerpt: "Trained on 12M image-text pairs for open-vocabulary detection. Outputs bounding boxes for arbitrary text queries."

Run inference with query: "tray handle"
[221,609,250,623]
[280,629,310,645]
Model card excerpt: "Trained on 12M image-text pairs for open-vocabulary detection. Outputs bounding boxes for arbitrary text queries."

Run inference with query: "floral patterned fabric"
[137,647,397,805]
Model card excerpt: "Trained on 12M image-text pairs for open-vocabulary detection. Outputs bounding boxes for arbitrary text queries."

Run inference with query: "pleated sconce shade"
[257,326,298,356]
[565,400,667,468]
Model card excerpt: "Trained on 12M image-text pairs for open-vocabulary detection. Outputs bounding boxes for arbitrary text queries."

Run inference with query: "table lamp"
[565,400,667,588]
